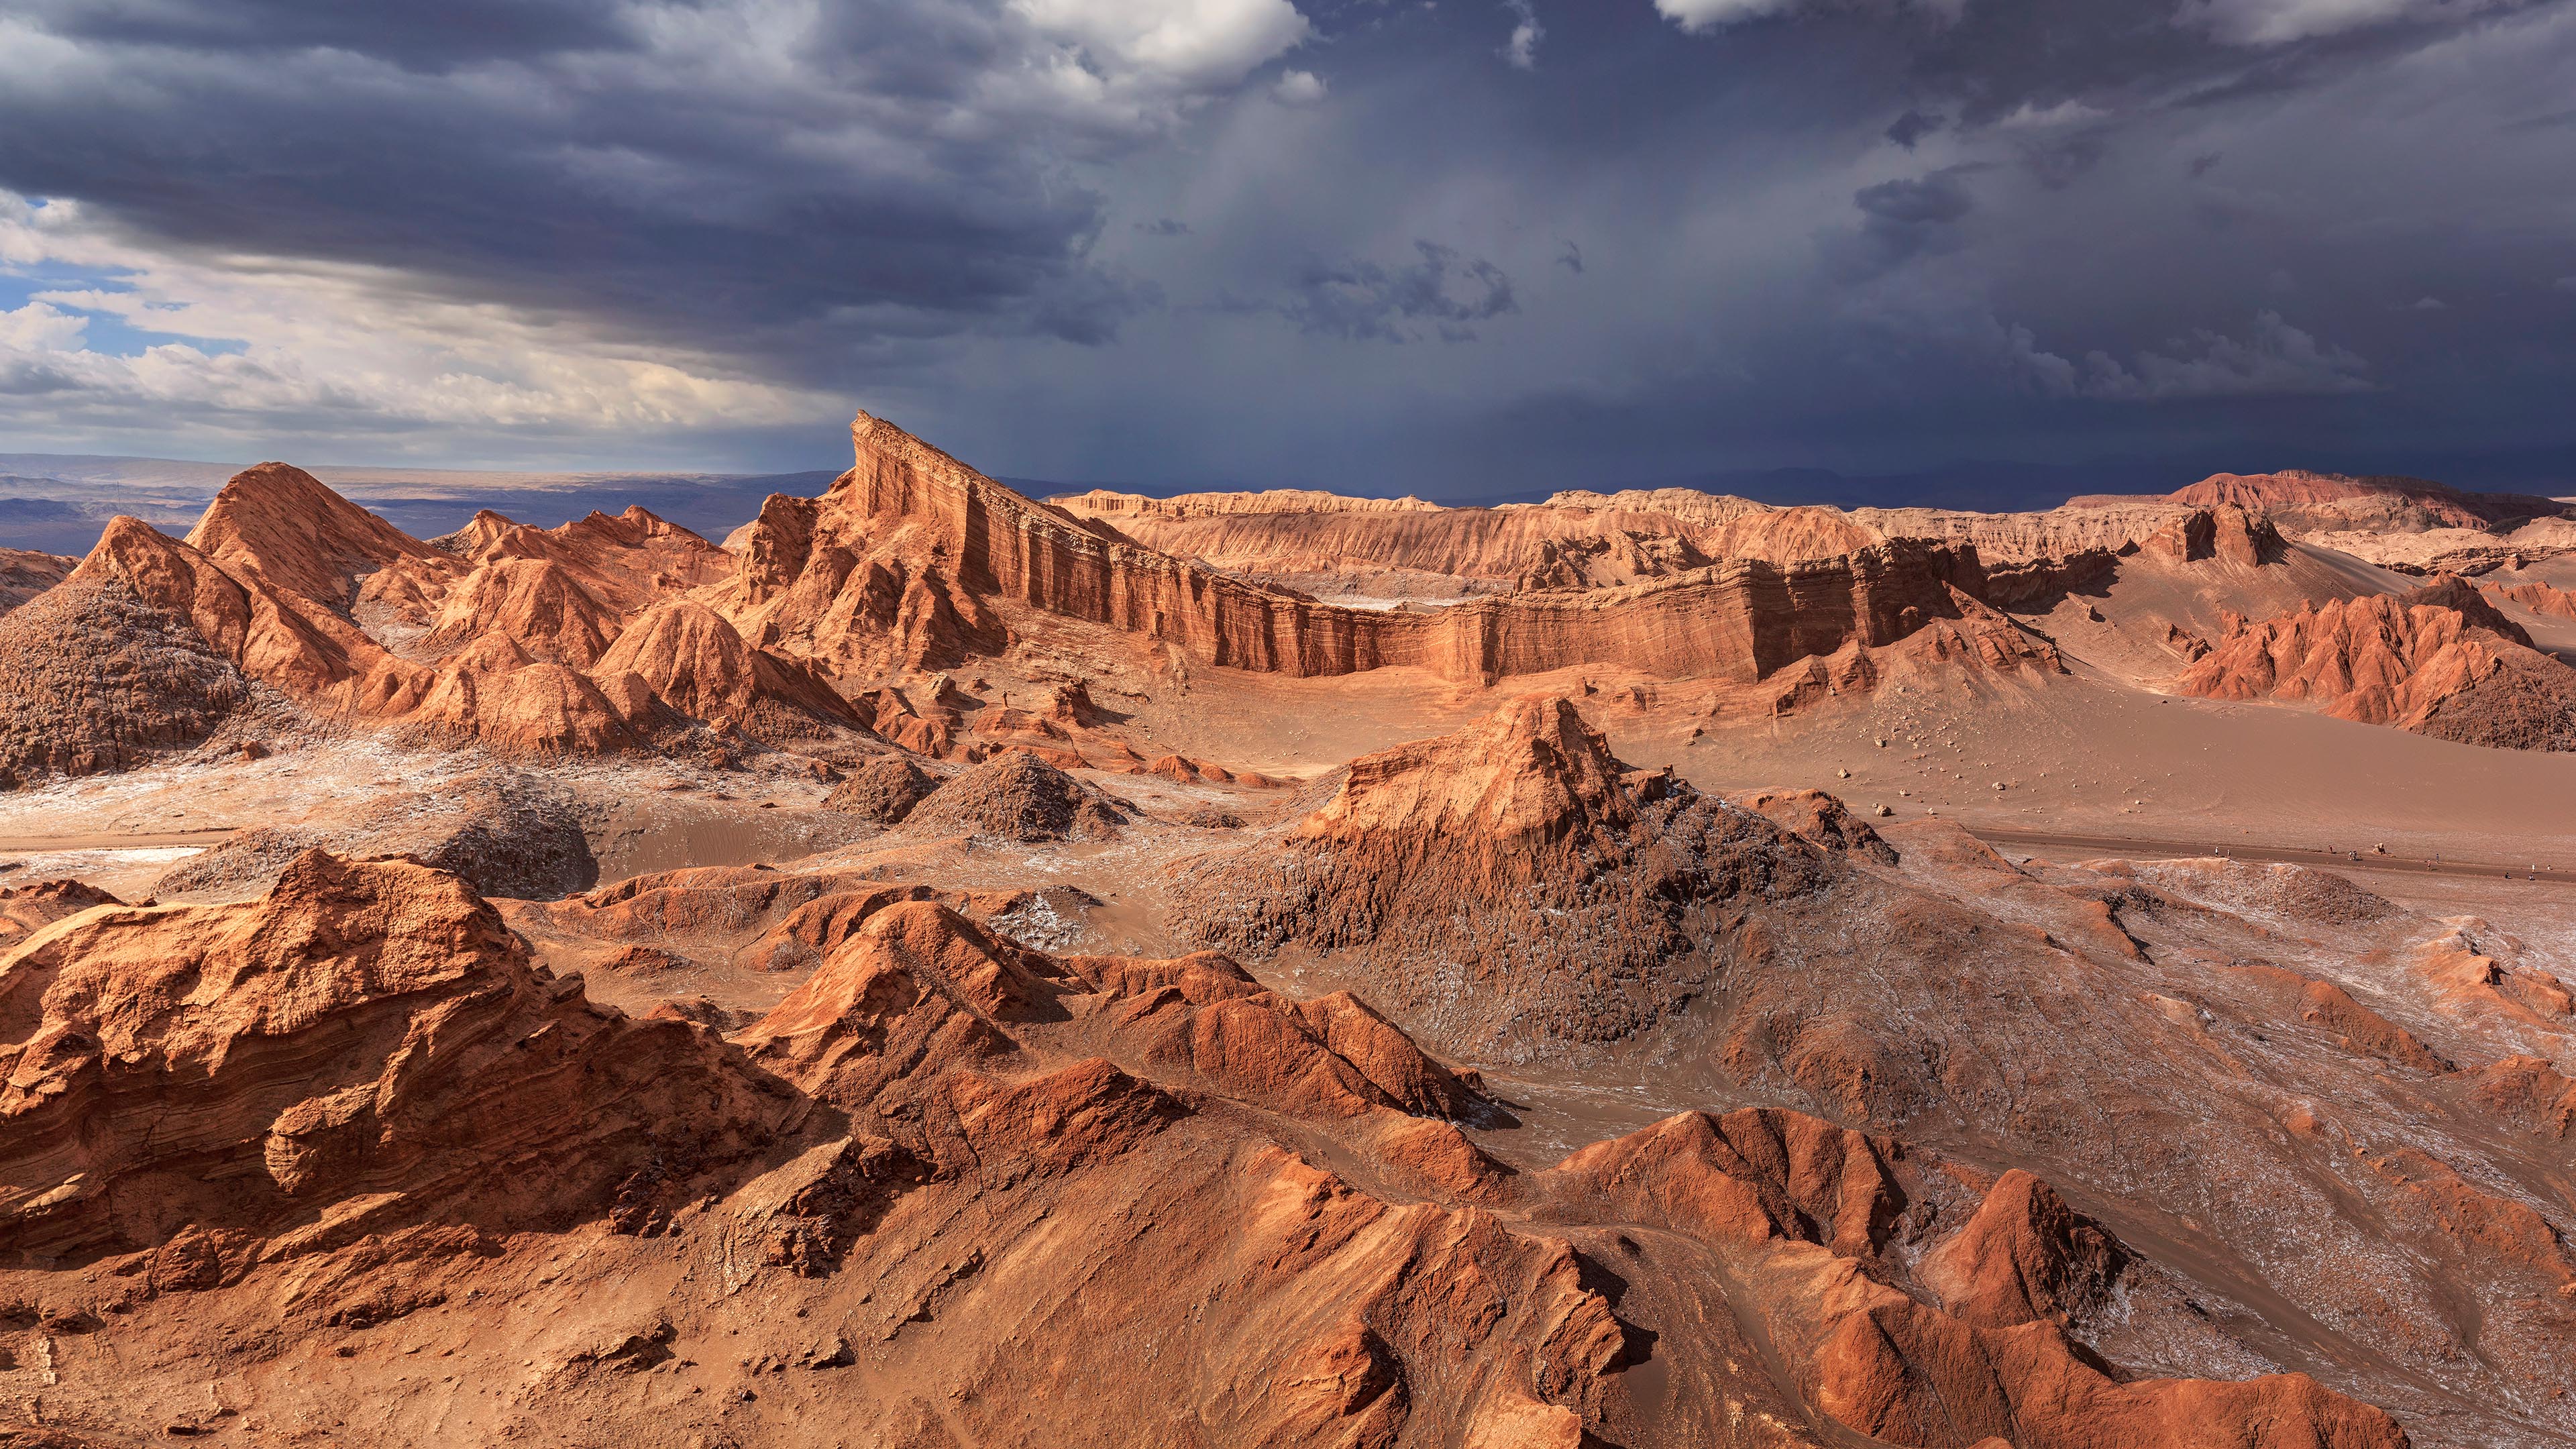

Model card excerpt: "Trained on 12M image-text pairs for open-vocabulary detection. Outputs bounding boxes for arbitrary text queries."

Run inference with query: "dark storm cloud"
[1,0,2571,490]
[1266,241,1519,343]
[12,0,657,68]
[1884,109,1943,149]
[1829,168,1980,278]
[0,0,1163,376]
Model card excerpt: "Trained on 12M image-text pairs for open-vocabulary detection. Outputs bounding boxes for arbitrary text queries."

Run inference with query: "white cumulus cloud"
[1503,0,1545,68]
[1655,0,1803,30]
[0,193,834,448]
[1273,68,1327,104]
[1011,0,1311,92]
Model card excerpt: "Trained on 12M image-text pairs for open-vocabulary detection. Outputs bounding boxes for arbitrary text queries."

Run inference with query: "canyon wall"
[814,413,1998,686]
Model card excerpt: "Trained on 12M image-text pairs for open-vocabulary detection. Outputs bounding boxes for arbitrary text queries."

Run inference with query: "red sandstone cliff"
[720,413,2057,690]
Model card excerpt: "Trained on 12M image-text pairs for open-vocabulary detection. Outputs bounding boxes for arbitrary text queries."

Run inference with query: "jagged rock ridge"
[2180,574,2576,750]
[0,853,2406,1448]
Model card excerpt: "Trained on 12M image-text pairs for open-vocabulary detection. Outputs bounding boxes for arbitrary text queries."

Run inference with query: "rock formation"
[2180,574,2576,749]
[2489,578,2576,621]
[0,563,264,788]
[0,467,871,786]
[0,851,788,1264]
[820,755,941,822]
[898,749,1132,842]
[2174,469,2567,531]
[718,413,2063,690]
[1177,695,1839,1051]
[151,771,596,900]
[0,851,2412,1446]
[0,547,72,616]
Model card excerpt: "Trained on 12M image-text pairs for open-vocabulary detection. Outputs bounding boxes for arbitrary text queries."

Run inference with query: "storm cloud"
[0,0,2568,490]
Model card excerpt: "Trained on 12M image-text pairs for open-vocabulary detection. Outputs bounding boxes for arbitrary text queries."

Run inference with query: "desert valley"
[0,413,2568,1447]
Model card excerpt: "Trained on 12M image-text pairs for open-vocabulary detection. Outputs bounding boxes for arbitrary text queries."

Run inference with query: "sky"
[1,0,2571,498]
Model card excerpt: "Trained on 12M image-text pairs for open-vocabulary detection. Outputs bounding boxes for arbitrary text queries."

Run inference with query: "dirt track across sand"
[0,828,239,851]
[1972,825,2576,883]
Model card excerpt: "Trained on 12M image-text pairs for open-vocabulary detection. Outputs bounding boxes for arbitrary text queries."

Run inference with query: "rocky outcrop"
[1176,696,1837,1053]
[2489,578,2576,621]
[0,878,122,949]
[184,462,452,608]
[1544,1110,2402,1449]
[433,503,733,614]
[416,557,623,667]
[4,472,875,785]
[0,851,788,1263]
[1055,476,2212,606]
[2175,469,2567,531]
[1053,487,1444,520]
[0,570,262,788]
[150,772,597,901]
[1725,787,1900,864]
[821,755,941,822]
[898,750,1132,842]
[2144,504,2288,566]
[0,839,2426,1447]
[590,598,861,743]
[2179,574,2576,749]
[0,547,72,616]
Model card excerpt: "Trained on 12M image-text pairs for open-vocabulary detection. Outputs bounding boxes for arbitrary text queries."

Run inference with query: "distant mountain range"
[0,453,839,555]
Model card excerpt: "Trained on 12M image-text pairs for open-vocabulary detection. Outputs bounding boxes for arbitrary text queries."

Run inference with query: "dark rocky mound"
[155,773,596,900]
[822,755,941,823]
[0,578,256,788]
[1173,696,1838,1053]
[2411,659,2576,753]
[899,749,1130,842]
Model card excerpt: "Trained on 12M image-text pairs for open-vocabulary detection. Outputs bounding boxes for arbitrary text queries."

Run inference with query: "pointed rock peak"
[844,409,1045,513]
[185,461,437,604]
[592,598,760,709]
[1919,1168,2125,1330]
[566,504,690,547]
[437,508,523,557]
[69,515,201,586]
[742,898,1059,1059]
[1305,695,1640,847]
